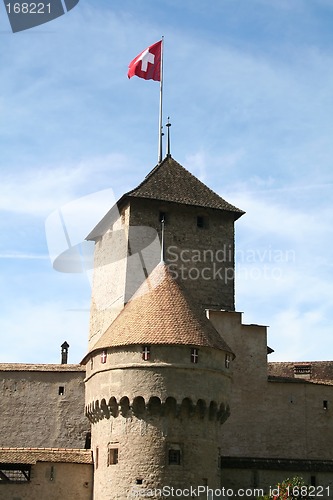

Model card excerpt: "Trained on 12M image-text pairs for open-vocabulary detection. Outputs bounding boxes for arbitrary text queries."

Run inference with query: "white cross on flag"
[128,40,162,81]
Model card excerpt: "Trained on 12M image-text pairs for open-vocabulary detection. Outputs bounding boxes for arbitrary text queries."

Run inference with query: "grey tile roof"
[126,156,244,213]
[87,156,244,240]
[84,263,234,360]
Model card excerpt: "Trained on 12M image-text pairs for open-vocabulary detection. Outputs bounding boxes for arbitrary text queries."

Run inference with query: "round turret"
[82,264,234,499]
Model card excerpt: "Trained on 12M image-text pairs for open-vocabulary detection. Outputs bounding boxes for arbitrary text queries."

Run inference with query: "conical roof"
[85,263,234,359]
[87,156,244,240]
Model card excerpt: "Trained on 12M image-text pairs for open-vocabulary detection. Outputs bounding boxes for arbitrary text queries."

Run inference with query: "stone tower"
[86,156,244,350]
[82,156,244,499]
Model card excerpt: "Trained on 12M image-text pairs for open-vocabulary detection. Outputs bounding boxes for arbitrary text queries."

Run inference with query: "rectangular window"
[197,216,208,229]
[323,400,328,410]
[142,345,150,361]
[58,386,65,395]
[191,348,199,363]
[168,449,181,465]
[100,351,107,364]
[0,465,31,483]
[108,448,119,466]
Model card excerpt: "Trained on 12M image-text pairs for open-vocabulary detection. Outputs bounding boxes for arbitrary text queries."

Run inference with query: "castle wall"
[208,310,268,457]
[0,461,93,500]
[84,345,232,499]
[0,365,90,449]
[264,379,333,460]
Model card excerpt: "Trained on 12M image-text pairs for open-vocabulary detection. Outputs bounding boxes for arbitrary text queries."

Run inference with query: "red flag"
[128,40,162,82]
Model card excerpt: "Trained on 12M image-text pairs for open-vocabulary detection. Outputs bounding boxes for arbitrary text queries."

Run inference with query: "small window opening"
[90,357,93,369]
[197,216,205,228]
[58,386,65,396]
[85,432,91,450]
[191,348,199,364]
[159,212,167,223]
[50,465,54,481]
[136,479,143,485]
[225,354,231,369]
[142,345,150,361]
[107,447,118,466]
[168,449,181,465]
[100,350,107,364]
[323,400,328,410]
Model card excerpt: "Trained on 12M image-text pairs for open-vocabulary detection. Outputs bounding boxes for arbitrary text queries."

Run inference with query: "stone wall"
[208,310,269,457]
[0,461,93,500]
[0,365,90,449]
[129,198,236,312]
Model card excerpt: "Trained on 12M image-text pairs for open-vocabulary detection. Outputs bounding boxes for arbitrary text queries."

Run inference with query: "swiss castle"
[1,155,333,500]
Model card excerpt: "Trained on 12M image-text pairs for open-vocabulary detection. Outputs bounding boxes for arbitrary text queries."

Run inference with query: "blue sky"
[0,0,332,363]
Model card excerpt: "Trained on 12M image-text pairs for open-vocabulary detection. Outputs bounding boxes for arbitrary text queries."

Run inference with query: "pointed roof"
[87,156,244,240]
[83,263,234,360]
[128,156,244,213]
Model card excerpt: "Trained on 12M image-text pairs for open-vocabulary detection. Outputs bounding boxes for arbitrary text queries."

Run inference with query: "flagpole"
[158,37,164,164]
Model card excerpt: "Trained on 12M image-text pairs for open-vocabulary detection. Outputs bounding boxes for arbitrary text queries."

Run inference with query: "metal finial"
[166,117,171,158]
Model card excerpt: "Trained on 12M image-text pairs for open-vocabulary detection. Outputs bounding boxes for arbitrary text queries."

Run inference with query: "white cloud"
[0,153,130,216]
[0,299,89,364]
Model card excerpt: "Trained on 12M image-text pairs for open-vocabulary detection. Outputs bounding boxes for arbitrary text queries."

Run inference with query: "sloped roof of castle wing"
[125,156,245,215]
[0,448,93,465]
[87,156,244,240]
[85,263,234,357]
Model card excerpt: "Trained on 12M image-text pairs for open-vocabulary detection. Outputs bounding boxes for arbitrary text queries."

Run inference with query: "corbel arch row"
[85,396,230,424]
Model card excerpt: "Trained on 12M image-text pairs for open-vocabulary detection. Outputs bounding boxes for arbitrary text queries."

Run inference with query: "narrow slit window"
[197,216,204,228]
[95,447,99,470]
[323,400,328,410]
[191,348,199,364]
[142,345,150,361]
[58,386,65,396]
[100,351,107,364]
[159,212,167,223]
